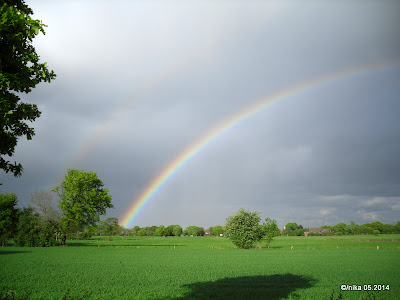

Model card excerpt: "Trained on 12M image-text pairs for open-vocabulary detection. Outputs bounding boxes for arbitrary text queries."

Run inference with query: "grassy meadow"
[0,235,399,299]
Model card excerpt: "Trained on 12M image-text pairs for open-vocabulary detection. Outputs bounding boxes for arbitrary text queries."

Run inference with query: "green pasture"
[1,235,399,299]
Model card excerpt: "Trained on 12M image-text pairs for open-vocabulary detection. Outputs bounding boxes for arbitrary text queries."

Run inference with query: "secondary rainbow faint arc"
[121,62,399,228]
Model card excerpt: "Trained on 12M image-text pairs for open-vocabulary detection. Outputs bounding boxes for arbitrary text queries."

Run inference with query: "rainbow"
[120,61,399,228]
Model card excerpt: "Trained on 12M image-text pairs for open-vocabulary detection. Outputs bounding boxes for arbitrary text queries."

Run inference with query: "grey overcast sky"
[1,0,399,229]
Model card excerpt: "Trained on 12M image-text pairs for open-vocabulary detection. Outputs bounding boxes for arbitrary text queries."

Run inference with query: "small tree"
[30,190,60,240]
[53,169,113,245]
[262,218,280,248]
[30,190,59,223]
[225,208,263,249]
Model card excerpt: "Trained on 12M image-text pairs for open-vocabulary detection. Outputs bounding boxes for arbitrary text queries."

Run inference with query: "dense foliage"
[0,193,19,245]
[320,221,400,235]
[14,207,57,247]
[225,208,263,249]
[0,0,56,178]
[262,217,280,247]
[53,169,113,245]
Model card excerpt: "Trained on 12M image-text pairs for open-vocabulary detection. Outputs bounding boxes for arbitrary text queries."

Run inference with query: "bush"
[0,193,19,246]
[14,209,57,247]
[225,208,263,249]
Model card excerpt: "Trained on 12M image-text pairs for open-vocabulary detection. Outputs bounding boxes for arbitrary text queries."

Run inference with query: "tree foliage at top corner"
[0,0,56,177]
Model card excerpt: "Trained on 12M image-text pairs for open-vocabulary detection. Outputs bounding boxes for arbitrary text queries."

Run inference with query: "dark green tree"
[0,0,56,178]
[225,208,263,249]
[53,169,113,245]
[14,207,56,247]
[394,222,400,233]
[0,193,19,245]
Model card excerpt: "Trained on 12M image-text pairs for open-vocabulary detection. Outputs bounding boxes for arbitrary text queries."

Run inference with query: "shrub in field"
[262,218,280,248]
[225,208,263,249]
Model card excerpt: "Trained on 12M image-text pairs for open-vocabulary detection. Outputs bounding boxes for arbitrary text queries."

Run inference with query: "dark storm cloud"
[1,0,399,229]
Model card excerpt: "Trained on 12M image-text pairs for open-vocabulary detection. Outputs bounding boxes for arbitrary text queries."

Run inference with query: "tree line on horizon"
[123,221,400,237]
[2,177,400,248]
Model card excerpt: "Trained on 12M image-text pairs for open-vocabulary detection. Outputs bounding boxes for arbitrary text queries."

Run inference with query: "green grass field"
[1,235,399,299]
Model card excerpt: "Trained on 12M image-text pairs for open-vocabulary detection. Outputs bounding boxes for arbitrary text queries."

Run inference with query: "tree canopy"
[53,169,113,245]
[225,208,263,249]
[0,0,56,178]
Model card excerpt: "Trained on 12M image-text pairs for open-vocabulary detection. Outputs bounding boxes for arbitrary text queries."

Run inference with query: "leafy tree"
[284,222,298,236]
[130,225,141,236]
[53,169,113,245]
[225,208,263,249]
[155,225,166,236]
[146,226,157,236]
[137,228,147,236]
[332,222,347,235]
[172,225,182,236]
[394,222,400,233]
[14,207,56,247]
[211,225,224,236]
[0,193,19,245]
[262,218,280,248]
[165,225,174,236]
[100,217,121,240]
[0,0,56,178]
[186,226,204,236]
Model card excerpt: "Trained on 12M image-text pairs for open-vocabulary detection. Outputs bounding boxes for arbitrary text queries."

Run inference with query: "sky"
[1,0,400,229]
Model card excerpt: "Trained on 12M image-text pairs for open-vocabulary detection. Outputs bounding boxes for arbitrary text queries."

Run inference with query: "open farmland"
[1,235,399,299]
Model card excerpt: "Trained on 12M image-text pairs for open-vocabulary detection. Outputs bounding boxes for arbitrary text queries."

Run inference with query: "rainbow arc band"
[120,62,399,228]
